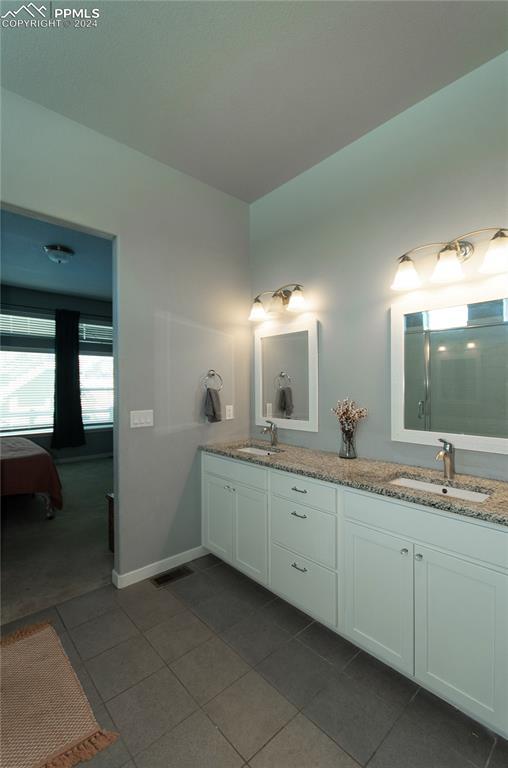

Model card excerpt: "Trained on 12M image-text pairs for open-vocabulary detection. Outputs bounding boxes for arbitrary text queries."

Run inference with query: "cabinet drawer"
[271,471,336,513]
[203,453,267,490]
[344,490,508,570]
[270,543,337,626]
[271,496,336,569]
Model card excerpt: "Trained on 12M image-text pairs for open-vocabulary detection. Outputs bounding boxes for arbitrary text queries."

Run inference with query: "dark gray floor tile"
[189,554,221,571]
[59,630,82,667]
[343,651,418,707]
[87,704,131,768]
[144,608,212,662]
[170,636,249,705]
[297,622,360,669]
[75,664,104,712]
[106,667,197,755]
[0,606,65,637]
[213,573,275,611]
[207,563,246,591]
[86,635,164,700]
[116,581,184,631]
[303,672,402,765]
[367,707,478,768]
[258,598,313,635]
[57,585,117,629]
[70,608,139,660]
[168,571,219,606]
[257,637,333,708]
[192,590,256,633]
[490,738,508,768]
[404,690,494,767]
[135,710,243,768]
[205,670,297,760]
[221,612,291,665]
[250,713,361,768]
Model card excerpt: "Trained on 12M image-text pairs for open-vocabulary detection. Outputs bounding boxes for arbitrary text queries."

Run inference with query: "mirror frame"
[391,277,508,455]
[255,316,318,432]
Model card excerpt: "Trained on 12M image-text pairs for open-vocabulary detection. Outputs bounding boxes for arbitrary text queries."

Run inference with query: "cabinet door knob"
[400,548,409,556]
[291,511,308,519]
[224,485,230,490]
[291,486,307,494]
[291,562,308,573]
[415,553,424,561]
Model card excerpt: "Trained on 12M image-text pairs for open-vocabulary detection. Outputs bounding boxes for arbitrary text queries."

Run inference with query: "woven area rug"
[0,623,118,768]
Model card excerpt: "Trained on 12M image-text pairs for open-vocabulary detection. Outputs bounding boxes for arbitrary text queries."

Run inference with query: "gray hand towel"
[204,387,222,422]
[278,386,294,417]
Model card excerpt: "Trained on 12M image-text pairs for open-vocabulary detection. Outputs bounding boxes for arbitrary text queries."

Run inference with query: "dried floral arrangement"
[331,397,368,435]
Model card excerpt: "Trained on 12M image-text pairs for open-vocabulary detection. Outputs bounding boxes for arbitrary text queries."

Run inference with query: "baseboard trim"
[112,545,207,589]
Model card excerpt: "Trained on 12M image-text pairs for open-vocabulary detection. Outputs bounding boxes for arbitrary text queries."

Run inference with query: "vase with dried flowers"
[331,397,368,459]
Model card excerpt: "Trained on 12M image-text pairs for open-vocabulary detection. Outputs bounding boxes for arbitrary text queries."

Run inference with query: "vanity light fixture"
[249,283,307,321]
[391,227,507,291]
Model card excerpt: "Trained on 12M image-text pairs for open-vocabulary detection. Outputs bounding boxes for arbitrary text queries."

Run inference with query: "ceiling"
[0,210,113,300]
[1,1,507,202]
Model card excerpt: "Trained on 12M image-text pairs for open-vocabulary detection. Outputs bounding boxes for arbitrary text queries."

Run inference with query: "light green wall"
[250,54,508,479]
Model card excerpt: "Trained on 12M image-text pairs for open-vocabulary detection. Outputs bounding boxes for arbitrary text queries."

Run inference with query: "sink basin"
[237,446,282,457]
[390,477,490,503]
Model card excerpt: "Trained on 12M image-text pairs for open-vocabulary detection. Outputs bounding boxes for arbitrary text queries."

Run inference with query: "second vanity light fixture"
[391,227,508,291]
[249,283,307,321]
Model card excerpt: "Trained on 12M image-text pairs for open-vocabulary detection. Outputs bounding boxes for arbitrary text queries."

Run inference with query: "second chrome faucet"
[435,438,455,481]
[261,419,279,447]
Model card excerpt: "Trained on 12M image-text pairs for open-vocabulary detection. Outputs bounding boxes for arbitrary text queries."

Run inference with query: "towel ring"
[202,369,223,391]
[276,371,292,389]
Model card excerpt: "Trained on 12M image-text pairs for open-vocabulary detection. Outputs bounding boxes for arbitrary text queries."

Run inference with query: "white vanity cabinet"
[201,451,508,737]
[202,454,268,583]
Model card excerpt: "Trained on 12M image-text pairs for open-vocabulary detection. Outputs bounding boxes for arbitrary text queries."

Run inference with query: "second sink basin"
[237,446,282,457]
[390,477,490,503]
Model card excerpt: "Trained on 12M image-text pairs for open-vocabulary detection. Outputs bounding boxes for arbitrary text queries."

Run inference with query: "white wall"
[250,54,508,480]
[1,88,251,575]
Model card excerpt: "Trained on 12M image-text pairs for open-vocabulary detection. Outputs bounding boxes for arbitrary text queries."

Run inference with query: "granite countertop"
[201,439,508,528]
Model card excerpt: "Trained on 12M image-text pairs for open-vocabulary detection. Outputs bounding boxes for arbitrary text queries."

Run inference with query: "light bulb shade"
[479,230,508,274]
[248,298,268,322]
[431,247,464,283]
[390,256,421,291]
[287,285,307,312]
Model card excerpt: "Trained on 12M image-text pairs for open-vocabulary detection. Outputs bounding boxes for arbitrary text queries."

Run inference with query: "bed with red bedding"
[0,437,63,516]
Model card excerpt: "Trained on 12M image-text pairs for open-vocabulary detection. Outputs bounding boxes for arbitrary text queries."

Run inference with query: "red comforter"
[0,437,63,509]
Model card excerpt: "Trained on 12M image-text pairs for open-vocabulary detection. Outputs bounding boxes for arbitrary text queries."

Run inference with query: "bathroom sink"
[390,477,490,503]
[237,446,283,457]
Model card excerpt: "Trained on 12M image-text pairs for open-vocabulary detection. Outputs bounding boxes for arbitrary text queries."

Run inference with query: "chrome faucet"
[261,420,278,447]
[435,438,455,481]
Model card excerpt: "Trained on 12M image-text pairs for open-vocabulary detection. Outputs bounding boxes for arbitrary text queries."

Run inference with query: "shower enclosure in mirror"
[391,282,508,454]
[255,317,318,432]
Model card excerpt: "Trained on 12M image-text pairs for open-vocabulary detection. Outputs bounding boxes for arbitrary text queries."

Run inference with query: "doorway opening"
[0,207,117,623]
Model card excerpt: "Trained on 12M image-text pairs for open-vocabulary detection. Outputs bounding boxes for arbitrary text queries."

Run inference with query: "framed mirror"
[391,282,508,454]
[255,317,318,432]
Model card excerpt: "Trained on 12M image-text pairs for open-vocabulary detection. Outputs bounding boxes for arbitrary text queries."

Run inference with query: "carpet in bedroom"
[1,457,114,624]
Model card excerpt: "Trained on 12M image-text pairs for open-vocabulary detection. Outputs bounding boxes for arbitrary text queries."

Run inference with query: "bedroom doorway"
[0,207,117,624]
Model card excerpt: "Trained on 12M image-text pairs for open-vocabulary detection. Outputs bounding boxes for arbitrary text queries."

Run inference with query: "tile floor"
[2,553,506,768]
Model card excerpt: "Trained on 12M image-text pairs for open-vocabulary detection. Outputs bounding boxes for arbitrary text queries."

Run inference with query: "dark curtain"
[51,309,85,448]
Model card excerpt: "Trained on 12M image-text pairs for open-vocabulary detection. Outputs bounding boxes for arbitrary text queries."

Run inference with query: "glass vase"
[339,430,357,459]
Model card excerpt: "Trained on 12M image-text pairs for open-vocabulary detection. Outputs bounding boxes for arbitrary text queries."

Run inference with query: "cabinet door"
[203,474,234,562]
[415,546,508,732]
[344,521,414,675]
[234,484,268,584]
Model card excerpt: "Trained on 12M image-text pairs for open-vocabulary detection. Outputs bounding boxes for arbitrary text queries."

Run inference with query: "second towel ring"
[276,371,292,389]
[202,369,224,391]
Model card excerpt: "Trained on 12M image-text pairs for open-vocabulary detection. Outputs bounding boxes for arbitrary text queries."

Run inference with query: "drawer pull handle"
[400,548,409,556]
[291,511,308,519]
[291,486,307,494]
[291,562,308,573]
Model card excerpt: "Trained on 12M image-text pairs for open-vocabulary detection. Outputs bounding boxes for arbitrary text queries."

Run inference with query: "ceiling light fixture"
[248,283,307,321]
[44,244,74,265]
[391,227,507,291]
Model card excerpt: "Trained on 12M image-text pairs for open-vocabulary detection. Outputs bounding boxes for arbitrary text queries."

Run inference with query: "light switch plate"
[266,402,273,418]
[225,405,234,420]
[130,409,154,428]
